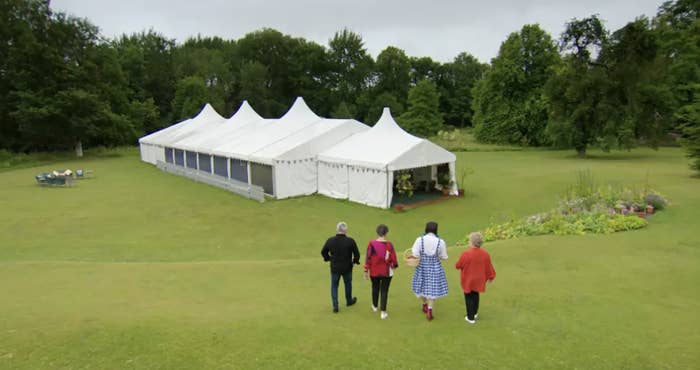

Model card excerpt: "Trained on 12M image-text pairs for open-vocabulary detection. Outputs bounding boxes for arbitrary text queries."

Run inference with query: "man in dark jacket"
[321,221,360,313]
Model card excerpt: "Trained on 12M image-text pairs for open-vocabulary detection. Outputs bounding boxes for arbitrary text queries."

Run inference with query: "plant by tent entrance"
[391,165,443,206]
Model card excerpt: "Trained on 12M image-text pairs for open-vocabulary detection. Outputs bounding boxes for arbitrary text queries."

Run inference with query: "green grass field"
[0,147,698,369]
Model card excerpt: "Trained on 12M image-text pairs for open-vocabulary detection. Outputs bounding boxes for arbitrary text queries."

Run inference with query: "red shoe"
[427,308,433,321]
[422,303,428,313]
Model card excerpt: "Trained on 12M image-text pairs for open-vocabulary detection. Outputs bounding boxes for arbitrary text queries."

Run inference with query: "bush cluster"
[464,172,667,243]
[481,212,647,242]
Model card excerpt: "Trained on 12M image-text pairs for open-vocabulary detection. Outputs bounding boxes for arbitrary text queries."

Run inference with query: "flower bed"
[465,172,668,243]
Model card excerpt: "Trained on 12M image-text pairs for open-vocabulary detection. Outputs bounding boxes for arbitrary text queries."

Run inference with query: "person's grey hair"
[336,221,348,234]
[469,232,483,247]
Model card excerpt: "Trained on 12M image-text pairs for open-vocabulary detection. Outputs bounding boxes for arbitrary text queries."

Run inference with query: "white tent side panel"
[139,142,149,163]
[139,142,162,165]
[348,168,389,208]
[318,162,349,199]
[274,159,317,199]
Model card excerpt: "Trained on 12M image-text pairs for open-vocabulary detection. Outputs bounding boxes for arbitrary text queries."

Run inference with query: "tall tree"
[375,46,411,103]
[439,53,487,127]
[174,36,236,116]
[237,60,276,117]
[327,29,374,111]
[113,30,177,132]
[171,76,209,121]
[398,80,443,137]
[654,0,700,172]
[473,24,560,145]
[601,17,674,149]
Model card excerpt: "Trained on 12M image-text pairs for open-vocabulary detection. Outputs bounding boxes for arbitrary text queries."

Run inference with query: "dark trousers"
[331,271,353,308]
[370,276,392,311]
[464,291,480,320]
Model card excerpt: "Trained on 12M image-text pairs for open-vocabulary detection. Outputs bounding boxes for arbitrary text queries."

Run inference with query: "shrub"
[643,193,667,210]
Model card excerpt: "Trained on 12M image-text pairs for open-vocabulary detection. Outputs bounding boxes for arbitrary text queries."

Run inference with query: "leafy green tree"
[330,101,353,119]
[365,92,405,125]
[653,0,700,171]
[237,60,280,117]
[175,36,236,116]
[328,29,374,109]
[473,25,560,145]
[545,16,611,156]
[677,88,700,172]
[3,2,139,155]
[439,52,488,127]
[287,38,333,116]
[410,56,443,85]
[171,77,209,121]
[601,17,674,149]
[375,46,411,102]
[398,80,443,137]
[113,30,177,131]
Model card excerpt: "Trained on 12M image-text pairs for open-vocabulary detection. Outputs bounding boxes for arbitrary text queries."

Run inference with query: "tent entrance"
[391,165,443,206]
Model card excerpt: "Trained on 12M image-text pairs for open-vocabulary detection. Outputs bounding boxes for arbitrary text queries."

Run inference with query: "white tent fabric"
[209,97,321,160]
[199,97,368,199]
[170,100,266,155]
[138,118,191,164]
[138,99,454,207]
[318,108,457,208]
[261,118,366,198]
[138,103,225,164]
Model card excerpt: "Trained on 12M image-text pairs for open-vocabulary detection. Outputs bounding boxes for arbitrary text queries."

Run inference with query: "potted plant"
[438,172,452,196]
[457,167,474,197]
[395,171,414,198]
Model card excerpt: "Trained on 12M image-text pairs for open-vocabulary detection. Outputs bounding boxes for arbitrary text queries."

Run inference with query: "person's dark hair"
[376,224,389,237]
[425,221,438,234]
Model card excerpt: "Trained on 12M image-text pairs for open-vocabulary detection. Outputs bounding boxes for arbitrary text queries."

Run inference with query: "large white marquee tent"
[138,103,226,165]
[138,99,457,208]
[317,108,457,208]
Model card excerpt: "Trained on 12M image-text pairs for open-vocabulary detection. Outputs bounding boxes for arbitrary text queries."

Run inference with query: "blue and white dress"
[411,235,448,299]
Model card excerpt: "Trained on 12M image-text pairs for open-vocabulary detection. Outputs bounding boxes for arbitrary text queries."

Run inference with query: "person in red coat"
[363,224,398,320]
[455,232,495,324]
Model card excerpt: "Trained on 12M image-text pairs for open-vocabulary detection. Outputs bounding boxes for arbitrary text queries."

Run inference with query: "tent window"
[230,158,248,183]
[198,153,211,173]
[213,156,228,177]
[174,149,184,166]
[250,162,273,195]
[185,151,197,169]
[164,148,174,164]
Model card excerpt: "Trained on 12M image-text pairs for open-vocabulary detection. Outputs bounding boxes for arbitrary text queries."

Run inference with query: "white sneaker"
[381,311,389,320]
[465,316,476,324]
[475,313,478,319]
[371,305,378,312]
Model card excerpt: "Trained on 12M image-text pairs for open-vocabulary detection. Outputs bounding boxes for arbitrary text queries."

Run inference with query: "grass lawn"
[0,147,698,369]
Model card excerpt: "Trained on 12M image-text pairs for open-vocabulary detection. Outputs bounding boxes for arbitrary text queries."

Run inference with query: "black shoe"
[333,307,339,313]
[347,297,357,307]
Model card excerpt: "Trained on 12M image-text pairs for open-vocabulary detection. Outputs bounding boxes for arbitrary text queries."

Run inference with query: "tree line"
[0,0,698,170]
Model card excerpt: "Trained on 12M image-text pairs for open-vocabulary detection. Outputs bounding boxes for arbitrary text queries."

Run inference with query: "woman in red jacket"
[364,224,398,320]
[455,232,496,324]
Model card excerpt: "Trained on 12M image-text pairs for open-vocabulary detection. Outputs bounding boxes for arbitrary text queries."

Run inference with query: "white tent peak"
[374,107,411,135]
[229,100,263,122]
[280,96,319,122]
[193,103,224,122]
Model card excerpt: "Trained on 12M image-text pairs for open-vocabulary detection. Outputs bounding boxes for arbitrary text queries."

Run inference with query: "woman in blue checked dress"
[411,221,448,321]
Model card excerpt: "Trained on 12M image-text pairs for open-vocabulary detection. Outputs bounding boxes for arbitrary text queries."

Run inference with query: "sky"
[51,0,664,63]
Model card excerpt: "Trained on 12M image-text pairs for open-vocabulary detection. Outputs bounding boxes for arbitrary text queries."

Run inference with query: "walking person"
[321,221,360,313]
[410,221,448,321]
[363,224,398,320]
[455,232,496,324]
